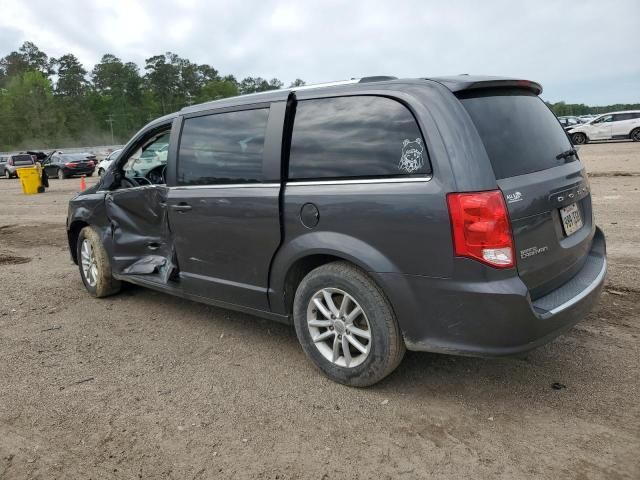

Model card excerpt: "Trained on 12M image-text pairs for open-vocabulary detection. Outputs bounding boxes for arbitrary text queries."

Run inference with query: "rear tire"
[293,261,405,387]
[57,168,66,180]
[77,226,121,298]
[572,132,587,145]
[631,128,640,142]
[3,170,10,179]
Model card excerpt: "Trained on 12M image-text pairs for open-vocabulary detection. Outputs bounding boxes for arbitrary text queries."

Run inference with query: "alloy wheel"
[306,288,372,368]
[80,239,98,287]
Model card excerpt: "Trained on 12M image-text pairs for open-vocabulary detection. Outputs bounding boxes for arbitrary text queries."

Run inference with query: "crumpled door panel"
[105,186,177,282]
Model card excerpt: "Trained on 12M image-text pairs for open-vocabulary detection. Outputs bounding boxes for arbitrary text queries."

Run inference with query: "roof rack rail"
[292,79,359,91]
[358,76,397,83]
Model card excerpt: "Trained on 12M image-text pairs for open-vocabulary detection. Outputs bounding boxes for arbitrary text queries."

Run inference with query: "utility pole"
[105,115,115,145]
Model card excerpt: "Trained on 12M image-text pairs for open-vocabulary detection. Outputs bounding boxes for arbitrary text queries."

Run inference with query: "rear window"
[12,154,34,165]
[459,90,572,179]
[62,154,91,161]
[289,96,430,180]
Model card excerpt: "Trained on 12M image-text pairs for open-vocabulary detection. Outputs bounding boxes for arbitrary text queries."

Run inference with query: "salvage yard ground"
[1,142,639,479]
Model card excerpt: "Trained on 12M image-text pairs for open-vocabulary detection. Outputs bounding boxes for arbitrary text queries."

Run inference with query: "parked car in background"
[567,111,640,144]
[0,153,36,178]
[97,149,122,176]
[66,75,607,386]
[26,151,48,162]
[557,116,584,130]
[43,152,96,179]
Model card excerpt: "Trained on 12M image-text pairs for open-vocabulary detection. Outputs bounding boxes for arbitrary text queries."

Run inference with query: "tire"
[87,172,93,177]
[293,261,405,387]
[572,132,588,145]
[57,168,66,180]
[77,226,121,298]
[3,169,9,179]
[631,128,640,142]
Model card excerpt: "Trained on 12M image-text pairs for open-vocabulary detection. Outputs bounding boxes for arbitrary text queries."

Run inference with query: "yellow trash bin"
[16,166,42,195]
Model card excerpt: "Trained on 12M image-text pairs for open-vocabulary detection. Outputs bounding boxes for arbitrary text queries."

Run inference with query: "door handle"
[171,203,192,212]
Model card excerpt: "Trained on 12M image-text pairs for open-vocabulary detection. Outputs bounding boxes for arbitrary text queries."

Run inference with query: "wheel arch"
[67,220,90,264]
[269,232,398,316]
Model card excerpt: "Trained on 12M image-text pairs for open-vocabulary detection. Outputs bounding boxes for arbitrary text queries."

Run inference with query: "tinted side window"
[178,108,269,185]
[289,96,429,180]
[614,113,633,121]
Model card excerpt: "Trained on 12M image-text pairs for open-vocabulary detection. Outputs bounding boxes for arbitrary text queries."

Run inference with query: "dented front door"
[105,185,175,282]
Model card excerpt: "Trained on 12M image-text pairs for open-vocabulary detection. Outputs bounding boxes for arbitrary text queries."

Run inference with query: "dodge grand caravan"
[66,75,607,386]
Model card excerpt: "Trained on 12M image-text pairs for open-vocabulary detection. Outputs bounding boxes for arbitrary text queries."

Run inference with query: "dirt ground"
[1,142,639,480]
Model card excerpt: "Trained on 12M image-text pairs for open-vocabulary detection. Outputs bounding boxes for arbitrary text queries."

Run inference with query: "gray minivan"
[66,76,607,386]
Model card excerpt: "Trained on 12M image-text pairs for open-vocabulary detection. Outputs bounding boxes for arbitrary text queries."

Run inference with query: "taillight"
[65,162,76,168]
[87,160,94,167]
[446,190,514,268]
[8,158,13,166]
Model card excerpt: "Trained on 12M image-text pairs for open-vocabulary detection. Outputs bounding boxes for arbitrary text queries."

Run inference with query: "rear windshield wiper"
[556,148,578,161]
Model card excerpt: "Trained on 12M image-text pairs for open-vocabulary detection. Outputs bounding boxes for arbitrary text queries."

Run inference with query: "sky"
[0,0,638,105]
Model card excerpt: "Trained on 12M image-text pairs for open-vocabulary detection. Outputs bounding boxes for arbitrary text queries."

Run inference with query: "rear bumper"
[373,227,607,356]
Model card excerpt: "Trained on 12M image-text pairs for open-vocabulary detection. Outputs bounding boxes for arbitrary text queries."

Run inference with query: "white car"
[97,149,122,176]
[567,111,640,144]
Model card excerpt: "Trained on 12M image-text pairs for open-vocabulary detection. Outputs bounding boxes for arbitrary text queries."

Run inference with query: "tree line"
[1,41,638,151]
[0,41,305,151]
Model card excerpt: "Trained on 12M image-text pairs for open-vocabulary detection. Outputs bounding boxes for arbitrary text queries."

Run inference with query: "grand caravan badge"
[520,245,549,259]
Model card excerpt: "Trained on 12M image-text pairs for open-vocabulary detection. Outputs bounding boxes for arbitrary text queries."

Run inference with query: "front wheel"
[572,132,588,145]
[57,168,66,180]
[77,226,121,298]
[631,128,640,142]
[293,262,405,387]
[3,170,10,179]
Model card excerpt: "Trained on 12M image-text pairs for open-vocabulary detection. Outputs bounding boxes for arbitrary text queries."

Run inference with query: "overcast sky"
[1,0,638,105]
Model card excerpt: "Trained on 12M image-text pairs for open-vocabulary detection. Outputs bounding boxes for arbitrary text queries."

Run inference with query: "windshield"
[459,90,573,179]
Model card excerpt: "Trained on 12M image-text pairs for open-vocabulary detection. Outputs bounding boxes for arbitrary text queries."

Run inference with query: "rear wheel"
[631,128,640,142]
[572,132,587,145]
[3,169,10,179]
[57,168,66,180]
[77,226,121,298]
[293,261,405,387]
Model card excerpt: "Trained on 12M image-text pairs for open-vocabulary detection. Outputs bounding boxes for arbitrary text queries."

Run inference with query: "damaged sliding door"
[105,185,176,283]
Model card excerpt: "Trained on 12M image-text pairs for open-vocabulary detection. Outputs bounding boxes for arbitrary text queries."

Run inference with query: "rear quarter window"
[459,90,573,180]
[289,96,430,180]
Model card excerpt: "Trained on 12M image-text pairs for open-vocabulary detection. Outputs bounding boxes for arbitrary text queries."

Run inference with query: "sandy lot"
[1,143,639,479]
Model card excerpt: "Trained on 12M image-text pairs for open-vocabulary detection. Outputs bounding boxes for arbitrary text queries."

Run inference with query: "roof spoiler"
[430,77,543,96]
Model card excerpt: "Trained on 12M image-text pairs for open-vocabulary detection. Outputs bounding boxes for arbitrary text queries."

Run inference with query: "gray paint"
[66,75,607,356]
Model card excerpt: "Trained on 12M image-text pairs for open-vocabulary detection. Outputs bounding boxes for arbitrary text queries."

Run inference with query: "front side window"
[289,96,429,180]
[593,115,613,124]
[122,133,171,183]
[177,108,269,185]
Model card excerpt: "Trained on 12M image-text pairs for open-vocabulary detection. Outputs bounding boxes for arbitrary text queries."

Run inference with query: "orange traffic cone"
[80,175,86,191]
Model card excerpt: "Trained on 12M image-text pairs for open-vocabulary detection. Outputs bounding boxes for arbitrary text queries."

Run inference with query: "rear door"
[611,112,635,137]
[460,90,595,298]
[166,103,284,311]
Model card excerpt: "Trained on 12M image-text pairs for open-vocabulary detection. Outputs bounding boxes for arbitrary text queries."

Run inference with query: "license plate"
[560,203,583,236]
